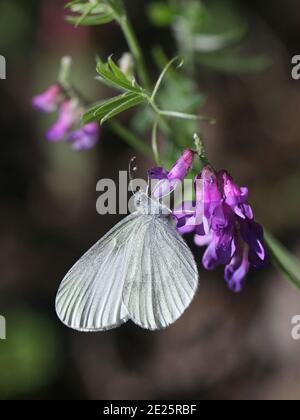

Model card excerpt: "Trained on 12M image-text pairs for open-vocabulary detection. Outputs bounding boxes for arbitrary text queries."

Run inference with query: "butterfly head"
[134,190,170,216]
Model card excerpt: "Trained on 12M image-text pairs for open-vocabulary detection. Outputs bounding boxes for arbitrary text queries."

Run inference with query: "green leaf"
[66,13,114,26]
[101,95,145,124]
[159,110,215,124]
[73,2,97,26]
[265,231,300,290]
[65,0,83,9]
[83,93,134,123]
[96,57,144,93]
[83,92,145,125]
[108,56,134,85]
[192,26,247,53]
[65,0,118,26]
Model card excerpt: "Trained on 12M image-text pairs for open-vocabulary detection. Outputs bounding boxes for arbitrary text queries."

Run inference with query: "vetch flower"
[149,149,195,197]
[224,241,250,293]
[220,170,253,220]
[198,167,223,233]
[32,79,100,151]
[69,122,100,151]
[174,201,199,234]
[174,165,268,292]
[46,100,81,142]
[32,84,65,113]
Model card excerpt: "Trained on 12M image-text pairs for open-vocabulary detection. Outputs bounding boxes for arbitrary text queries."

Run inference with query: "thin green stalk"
[58,56,73,88]
[119,15,151,91]
[151,56,182,102]
[151,120,161,165]
[109,120,152,158]
[159,110,216,123]
[194,133,211,169]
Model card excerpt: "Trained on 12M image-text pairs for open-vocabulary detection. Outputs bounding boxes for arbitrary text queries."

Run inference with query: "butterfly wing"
[55,213,142,332]
[122,216,199,330]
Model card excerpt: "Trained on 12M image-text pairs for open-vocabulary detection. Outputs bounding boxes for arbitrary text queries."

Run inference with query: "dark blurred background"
[0,0,300,400]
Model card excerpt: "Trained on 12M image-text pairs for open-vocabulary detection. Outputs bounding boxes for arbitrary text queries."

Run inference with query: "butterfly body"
[56,191,199,331]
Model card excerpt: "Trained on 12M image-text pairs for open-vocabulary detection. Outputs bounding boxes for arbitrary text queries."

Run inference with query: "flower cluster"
[150,150,268,292]
[32,84,99,150]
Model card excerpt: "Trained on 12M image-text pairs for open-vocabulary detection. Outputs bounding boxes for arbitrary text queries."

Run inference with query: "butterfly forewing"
[55,213,141,331]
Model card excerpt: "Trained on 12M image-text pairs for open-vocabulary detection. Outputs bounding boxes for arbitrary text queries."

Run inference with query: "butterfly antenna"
[129,156,137,182]
[129,156,140,195]
[146,174,151,196]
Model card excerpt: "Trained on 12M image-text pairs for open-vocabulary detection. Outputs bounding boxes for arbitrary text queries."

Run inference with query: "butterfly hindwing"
[122,216,199,330]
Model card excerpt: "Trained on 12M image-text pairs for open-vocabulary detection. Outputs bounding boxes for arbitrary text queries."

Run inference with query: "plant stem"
[151,56,181,102]
[194,133,210,168]
[151,120,161,165]
[159,110,216,123]
[109,120,153,158]
[119,15,151,91]
[58,56,73,88]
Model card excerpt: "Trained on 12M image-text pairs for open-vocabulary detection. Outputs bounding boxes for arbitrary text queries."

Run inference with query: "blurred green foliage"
[0,0,32,51]
[0,309,61,399]
[148,0,270,74]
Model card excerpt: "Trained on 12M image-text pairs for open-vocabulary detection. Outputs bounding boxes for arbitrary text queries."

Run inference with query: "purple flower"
[173,201,199,234]
[32,84,64,113]
[149,149,194,197]
[239,218,267,268]
[174,165,268,292]
[198,167,224,232]
[46,100,81,142]
[68,123,100,151]
[32,84,100,151]
[220,170,254,220]
[224,242,250,293]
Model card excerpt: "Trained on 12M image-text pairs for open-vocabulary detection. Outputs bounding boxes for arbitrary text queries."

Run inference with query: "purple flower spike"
[32,84,64,113]
[69,123,100,151]
[220,170,254,220]
[174,162,268,292]
[46,100,79,142]
[150,149,194,198]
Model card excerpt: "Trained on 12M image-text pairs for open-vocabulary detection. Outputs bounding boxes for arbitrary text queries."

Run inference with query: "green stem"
[194,133,210,168]
[119,15,151,91]
[151,120,161,165]
[109,121,152,158]
[159,110,216,123]
[58,56,73,89]
[151,56,181,102]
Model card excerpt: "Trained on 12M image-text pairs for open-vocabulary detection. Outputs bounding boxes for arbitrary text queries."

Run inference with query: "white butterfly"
[56,189,199,331]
